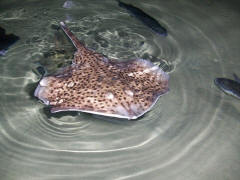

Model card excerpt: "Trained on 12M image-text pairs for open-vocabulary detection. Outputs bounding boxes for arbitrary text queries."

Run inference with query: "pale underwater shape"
[62,1,75,9]
[34,22,169,119]
[0,49,7,56]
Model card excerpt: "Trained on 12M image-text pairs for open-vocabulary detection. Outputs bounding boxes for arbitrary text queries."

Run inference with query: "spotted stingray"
[34,22,169,119]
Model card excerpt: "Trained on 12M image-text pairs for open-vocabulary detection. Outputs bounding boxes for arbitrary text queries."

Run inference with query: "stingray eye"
[112,77,118,80]
[125,90,134,97]
[97,76,103,82]
[67,81,75,88]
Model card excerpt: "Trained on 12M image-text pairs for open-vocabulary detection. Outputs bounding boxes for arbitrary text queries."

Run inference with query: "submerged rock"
[0,26,19,56]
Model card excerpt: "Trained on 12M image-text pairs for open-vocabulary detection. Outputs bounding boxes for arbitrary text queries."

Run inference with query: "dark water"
[0,0,240,179]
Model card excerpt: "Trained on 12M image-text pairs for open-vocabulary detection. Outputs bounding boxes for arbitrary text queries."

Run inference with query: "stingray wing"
[35,57,169,119]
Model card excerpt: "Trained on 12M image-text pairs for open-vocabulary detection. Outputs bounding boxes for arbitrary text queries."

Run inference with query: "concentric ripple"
[0,0,240,180]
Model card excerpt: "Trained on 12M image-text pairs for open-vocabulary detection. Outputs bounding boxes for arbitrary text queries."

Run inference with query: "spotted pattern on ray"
[34,22,169,119]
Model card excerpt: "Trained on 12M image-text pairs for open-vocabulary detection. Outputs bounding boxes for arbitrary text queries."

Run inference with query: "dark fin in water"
[214,77,240,100]
[116,0,167,36]
[32,63,47,78]
[0,26,19,56]
[233,73,240,83]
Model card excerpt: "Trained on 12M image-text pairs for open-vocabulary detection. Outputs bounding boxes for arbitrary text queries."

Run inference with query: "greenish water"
[0,0,240,179]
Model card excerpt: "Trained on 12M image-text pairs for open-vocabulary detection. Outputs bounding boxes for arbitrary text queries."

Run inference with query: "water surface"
[0,0,240,179]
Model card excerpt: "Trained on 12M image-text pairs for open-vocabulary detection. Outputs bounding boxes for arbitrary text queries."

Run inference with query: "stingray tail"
[60,22,84,49]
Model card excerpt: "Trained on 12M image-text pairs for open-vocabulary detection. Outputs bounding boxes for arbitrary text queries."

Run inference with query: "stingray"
[34,22,169,119]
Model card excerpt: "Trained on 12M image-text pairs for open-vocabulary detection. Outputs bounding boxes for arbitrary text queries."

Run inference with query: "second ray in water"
[117,0,167,36]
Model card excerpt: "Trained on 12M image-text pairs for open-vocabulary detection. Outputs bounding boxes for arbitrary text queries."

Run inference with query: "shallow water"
[0,0,240,179]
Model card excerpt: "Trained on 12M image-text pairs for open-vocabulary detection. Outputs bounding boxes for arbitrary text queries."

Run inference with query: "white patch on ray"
[105,92,114,99]
[115,105,129,117]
